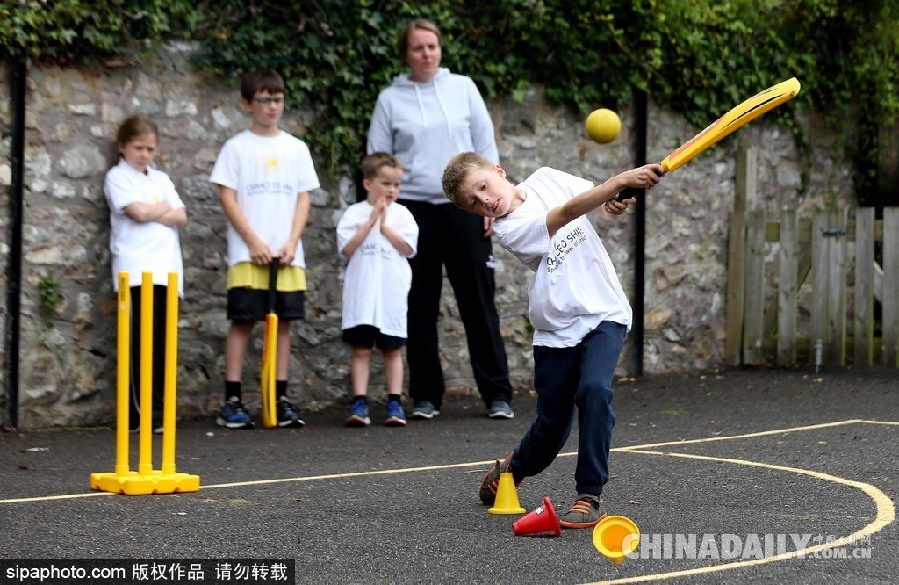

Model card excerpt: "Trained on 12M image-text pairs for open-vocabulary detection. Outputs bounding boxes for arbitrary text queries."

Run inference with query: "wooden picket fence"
[725,148,899,368]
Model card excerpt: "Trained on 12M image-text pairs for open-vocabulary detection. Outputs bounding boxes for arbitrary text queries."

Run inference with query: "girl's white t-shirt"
[104,159,185,295]
[336,201,419,337]
[494,167,632,348]
[209,130,320,268]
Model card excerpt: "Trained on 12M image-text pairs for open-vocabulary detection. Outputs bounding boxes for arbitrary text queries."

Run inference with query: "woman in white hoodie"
[367,18,514,421]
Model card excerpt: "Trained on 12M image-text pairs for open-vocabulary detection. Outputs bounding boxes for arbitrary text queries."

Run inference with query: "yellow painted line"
[4,418,893,584]
[1,419,894,512]
[0,458,537,504]
[584,449,896,585]
[616,419,897,452]
[202,460,510,490]
[0,492,115,504]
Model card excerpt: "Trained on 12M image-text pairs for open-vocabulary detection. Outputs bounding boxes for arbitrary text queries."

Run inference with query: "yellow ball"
[585,108,621,144]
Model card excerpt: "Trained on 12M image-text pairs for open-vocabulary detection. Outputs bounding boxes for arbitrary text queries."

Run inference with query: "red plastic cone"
[513,496,561,537]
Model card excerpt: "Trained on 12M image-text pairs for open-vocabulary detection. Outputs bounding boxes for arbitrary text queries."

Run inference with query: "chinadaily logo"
[622,533,873,561]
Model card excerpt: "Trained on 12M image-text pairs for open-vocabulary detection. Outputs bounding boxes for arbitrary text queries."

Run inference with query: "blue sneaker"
[216,397,254,429]
[410,401,439,420]
[384,400,407,427]
[277,398,305,429]
[346,398,370,427]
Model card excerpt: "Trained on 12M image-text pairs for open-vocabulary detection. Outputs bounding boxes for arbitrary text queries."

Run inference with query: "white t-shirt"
[494,167,632,348]
[209,130,320,268]
[336,201,419,337]
[104,159,185,295]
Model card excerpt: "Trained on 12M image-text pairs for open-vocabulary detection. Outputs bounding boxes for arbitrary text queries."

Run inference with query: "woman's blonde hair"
[397,18,441,59]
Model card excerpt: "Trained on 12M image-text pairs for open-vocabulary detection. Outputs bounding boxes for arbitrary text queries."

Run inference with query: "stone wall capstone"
[0,45,854,429]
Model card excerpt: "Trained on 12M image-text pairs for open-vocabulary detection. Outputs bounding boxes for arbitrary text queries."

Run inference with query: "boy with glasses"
[210,68,320,429]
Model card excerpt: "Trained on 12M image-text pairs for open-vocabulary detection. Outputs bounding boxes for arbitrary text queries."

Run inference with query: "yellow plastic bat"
[260,259,279,429]
[662,77,801,172]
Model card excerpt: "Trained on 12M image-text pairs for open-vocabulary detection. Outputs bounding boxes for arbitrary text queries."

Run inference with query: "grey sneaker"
[487,400,514,419]
[410,401,440,420]
[478,451,522,505]
[559,495,606,529]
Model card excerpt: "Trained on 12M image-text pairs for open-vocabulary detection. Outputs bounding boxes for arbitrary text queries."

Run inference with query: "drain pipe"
[5,58,26,429]
[630,89,648,377]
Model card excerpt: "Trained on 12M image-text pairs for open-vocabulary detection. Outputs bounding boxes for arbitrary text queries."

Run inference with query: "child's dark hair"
[361,152,404,179]
[397,18,441,59]
[112,115,158,166]
[240,69,286,102]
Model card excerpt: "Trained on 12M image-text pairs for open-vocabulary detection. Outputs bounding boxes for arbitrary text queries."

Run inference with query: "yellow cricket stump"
[90,272,199,495]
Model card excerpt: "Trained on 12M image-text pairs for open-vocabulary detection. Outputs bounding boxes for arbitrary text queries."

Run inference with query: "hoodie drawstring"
[432,79,454,137]
[412,84,428,127]
[411,76,454,137]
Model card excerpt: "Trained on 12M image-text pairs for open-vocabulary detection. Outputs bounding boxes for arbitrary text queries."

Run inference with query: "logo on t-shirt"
[245,181,291,196]
[360,241,396,259]
[546,225,587,273]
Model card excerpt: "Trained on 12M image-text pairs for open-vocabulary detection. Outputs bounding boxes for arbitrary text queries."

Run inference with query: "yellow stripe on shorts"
[226,262,306,291]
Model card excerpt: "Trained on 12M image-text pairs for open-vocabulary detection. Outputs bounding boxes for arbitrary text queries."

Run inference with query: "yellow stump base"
[90,470,200,496]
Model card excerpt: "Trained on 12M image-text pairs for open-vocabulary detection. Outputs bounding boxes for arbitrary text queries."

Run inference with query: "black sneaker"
[216,397,254,429]
[277,398,305,428]
[559,495,606,529]
[478,451,522,505]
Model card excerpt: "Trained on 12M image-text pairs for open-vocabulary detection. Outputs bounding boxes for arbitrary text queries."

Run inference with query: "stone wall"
[0,44,854,429]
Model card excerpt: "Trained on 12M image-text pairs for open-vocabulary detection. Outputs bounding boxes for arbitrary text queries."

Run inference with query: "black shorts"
[227,288,305,322]
[342,325,406,350]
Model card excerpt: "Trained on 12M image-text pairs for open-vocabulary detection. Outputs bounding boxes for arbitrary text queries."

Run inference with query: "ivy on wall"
[2,0,897,203]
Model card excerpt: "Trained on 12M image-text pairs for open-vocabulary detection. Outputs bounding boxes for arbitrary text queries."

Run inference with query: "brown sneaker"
[478,452,522,505]
[559,495,606,528]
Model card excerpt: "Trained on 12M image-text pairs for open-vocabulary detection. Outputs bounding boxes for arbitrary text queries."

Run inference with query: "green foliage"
[38,274,62,316]
[0,0,196,64]
[4,0,898,201]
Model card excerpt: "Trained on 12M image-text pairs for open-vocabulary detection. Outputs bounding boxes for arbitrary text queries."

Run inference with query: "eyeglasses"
[253,97,284,106]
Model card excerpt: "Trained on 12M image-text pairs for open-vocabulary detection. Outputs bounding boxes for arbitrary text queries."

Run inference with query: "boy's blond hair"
[361,152,404,179]
[442,151,495,207]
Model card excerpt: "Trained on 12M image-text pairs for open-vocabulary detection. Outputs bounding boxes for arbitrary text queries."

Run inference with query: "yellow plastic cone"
[488,472,526,515]
[593,515,640,564]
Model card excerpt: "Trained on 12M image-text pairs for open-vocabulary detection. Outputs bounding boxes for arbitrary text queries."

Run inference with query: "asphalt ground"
[1,368,897,584]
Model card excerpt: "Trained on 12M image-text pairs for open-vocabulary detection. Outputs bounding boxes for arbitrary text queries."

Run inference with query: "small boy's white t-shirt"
[336,201,419,338]
[494,167,632,348]
[105,159,185,295]
[209,130,320,268]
